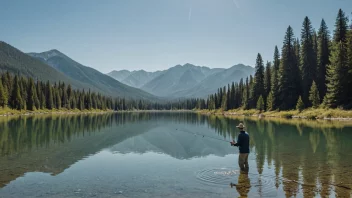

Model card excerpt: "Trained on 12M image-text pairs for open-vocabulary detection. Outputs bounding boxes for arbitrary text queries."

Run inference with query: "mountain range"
[1,40,254,100]
[108,63,254,98]
[0,41,156,100]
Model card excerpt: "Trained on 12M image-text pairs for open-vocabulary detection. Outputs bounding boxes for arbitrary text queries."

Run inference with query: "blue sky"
[0,0,351,73]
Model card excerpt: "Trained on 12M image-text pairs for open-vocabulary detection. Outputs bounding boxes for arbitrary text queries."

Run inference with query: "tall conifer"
[0,80,7,108]
[264,61,272,98]
[317,19,331,101]
[279,26,301,110]
[10,75,23,110]
[300,16,317,106]
[252,53,265,106]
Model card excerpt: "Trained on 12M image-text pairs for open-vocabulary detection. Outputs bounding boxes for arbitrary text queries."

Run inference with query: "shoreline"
[0,109,194,117]
[1,108,351,121]
[0,108,114,117]
[197,109,352,121]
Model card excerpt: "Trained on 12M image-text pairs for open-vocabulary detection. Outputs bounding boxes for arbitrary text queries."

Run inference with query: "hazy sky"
[0,0,351,73]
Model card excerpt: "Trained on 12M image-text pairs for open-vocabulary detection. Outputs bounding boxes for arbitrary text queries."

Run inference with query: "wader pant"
[238,153,249,172]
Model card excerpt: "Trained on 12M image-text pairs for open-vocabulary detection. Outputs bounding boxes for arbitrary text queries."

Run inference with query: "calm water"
[0,112,351,198]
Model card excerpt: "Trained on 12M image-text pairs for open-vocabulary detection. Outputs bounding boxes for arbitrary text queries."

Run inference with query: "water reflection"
[0,112,351,197]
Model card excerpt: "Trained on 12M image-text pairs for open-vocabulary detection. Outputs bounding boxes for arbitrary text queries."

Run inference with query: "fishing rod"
[175,128,234,143]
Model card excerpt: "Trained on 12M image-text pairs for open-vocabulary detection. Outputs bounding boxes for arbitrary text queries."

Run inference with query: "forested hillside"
[28,50,157,100]
[0,73,198,112]
[0,42,84,88]
[203,9,352,111]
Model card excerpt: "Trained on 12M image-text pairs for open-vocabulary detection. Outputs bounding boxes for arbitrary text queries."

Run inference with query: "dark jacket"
[233,131,250,153]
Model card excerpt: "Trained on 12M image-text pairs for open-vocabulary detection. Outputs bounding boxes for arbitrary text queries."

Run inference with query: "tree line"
[205,9,352,111]
[0,72,199,111]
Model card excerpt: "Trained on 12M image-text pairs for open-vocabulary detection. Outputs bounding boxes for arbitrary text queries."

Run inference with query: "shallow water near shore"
[0,112,351,197]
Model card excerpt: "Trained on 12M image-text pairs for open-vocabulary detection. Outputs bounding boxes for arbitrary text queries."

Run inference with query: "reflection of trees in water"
[1,112,352,196]
[0,114,115,156]
[205,115,352,197]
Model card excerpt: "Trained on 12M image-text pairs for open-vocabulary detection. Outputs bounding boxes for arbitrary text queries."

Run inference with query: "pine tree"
[256,95,264,112]
[86,90,92,110]
[347,29,352,107]
[266,92,273,111]
[27,78,36,110]
[279,26,301,110]
[221,87,227,110]
[346,25,352,109]
[309,81,320,108]
[227,84,231,110]
[230,82,235,109]
[46,81,54,109]
[10,75,23,110]
[252,53,265,106]
[271,46,280,109]
[0,80,7,108]
[242,77,249,109]
[264,61,272,98]
[323,10,350,108]
[324,42,348,108]
[296,96,305,112]
[5,72,12,98]
[300,16,317,106]
[294,38,301,69]
[56,89,61,109]
[313,30,318,59]
[333,9,349,43]
[317,19,331,101]
[238,79,244,108]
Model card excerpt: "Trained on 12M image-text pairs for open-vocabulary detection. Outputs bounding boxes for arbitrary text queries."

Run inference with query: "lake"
[0,112,351,198]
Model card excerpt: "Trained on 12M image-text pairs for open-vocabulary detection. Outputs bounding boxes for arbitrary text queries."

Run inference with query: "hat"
[236,123,245,129]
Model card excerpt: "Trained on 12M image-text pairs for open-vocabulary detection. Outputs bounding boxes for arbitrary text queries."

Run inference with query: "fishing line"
[175,128,233,143]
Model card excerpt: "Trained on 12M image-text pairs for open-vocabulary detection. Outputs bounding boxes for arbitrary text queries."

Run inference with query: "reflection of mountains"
[110,126,234,159]
[2,112,352,197]
[0,115,154,188]
[0,113,234,188]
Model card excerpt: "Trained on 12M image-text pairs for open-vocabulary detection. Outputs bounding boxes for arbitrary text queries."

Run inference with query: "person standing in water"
[230,123,250,172]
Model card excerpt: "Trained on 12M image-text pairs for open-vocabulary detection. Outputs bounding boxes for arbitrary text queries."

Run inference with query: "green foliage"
[206,9,352,111]
[46,81,54,110]
[300,16,317,106]
[346,30,352,106]
[323,42,348,108]
[242,77,250,109]
[27,78,36,111]
[0,80,7,107]
[264,61,271,98]
[271,46,280,109]
[279,26,301,110]
[309,81,320,108]
[55,89,61,109]
[256,95,265,112]
[221,91,227,111]
[317,19,331,101]
[0,73,203,113]
[252,54,265,106]
[10,76,23,110]
[296,96,305,112]
[266,92,273,111]
[333,9,349,43]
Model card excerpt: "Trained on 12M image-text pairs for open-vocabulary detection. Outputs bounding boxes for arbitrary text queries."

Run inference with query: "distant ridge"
[28,49,158,100]
[108,63,254,98]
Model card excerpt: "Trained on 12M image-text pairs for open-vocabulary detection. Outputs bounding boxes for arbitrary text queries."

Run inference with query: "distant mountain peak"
[28,49,67,61]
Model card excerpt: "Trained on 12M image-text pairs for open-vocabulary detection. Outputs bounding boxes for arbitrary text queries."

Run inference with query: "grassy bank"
[198,108,352,120]
[0,107,113,116]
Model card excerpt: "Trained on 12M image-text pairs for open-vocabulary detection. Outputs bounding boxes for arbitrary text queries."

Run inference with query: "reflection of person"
[230,123,250,172]
[234,172,251,197]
